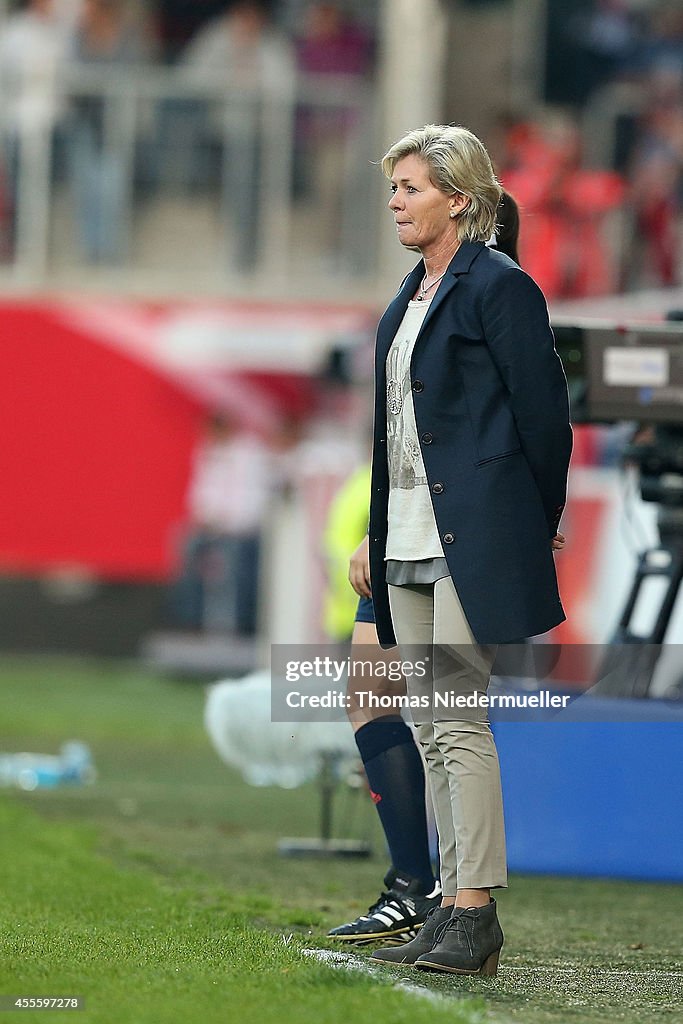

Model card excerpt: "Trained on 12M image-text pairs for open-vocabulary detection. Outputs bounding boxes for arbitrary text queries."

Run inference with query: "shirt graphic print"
[385,300,444,561]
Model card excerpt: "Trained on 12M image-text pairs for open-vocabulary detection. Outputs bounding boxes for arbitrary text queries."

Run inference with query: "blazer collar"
[421,240,484,329]
[377,240,485,362]
[446,239,485,276]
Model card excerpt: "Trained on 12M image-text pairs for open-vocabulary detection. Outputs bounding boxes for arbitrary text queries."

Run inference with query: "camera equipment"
[552,317,683,697]
[552,318,683,426]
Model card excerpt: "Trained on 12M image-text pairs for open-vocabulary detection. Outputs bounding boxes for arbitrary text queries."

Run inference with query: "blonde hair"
[381,124,502,243]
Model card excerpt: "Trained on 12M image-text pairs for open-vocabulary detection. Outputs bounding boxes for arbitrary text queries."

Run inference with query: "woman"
[362,126,572,975]
[326,191,525,948]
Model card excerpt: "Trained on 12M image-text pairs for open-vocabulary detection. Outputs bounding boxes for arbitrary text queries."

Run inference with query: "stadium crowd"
[0,0,680,288]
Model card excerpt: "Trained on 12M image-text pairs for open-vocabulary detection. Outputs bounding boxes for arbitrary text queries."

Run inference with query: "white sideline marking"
[502,966,683,979]
[302,948,448,1005]
[303,947,683,991]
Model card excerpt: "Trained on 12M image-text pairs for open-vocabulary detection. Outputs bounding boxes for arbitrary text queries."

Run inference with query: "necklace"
[416,270,447,301]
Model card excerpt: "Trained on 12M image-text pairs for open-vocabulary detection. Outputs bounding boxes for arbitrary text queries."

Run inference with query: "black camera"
[552,317,683,427]
[553,316,683,686]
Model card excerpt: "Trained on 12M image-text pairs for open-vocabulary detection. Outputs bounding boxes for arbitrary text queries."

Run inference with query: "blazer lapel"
[414,240,485,342]
[375,241,486,384]
[375,261,423,365]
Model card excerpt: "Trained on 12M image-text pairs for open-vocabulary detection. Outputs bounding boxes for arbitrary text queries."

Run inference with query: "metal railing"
[0,65,382,297]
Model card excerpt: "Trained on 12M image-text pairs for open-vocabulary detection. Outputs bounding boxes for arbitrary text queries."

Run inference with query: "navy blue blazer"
[369,240,573,646]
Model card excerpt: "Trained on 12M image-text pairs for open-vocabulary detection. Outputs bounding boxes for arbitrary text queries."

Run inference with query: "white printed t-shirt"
[385,299,445,562]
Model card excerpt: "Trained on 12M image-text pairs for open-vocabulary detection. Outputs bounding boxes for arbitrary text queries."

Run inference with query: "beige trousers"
[388,576,508,894]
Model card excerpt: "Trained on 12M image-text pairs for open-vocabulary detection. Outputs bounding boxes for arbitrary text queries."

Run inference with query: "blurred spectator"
[626,69,683,286]
[65,0,153,263]
[0,0,71,259]
[154,0,229,63]
[296,1,373,78]
[170,412,275,636]
[631,4,683,80]
[182,0,291,88]
[181,0,295,269]
[502,115,625,299]
[574,1,637,101]
[545,0,637,106]
[293,2,374,254]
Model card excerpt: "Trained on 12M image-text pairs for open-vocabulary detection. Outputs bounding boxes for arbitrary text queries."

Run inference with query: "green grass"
[0,656,681,1024]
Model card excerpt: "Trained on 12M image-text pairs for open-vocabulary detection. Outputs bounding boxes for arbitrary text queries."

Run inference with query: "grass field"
[0,656,681,1024]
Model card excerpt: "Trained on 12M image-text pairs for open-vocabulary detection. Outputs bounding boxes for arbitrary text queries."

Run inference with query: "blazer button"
[443,532,455,544]
[412,379,424,393]
[421,432,433,444]
[432,482,444,494]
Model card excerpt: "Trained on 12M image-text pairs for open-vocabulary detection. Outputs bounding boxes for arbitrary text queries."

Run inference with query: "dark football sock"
[355,716,435,891]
